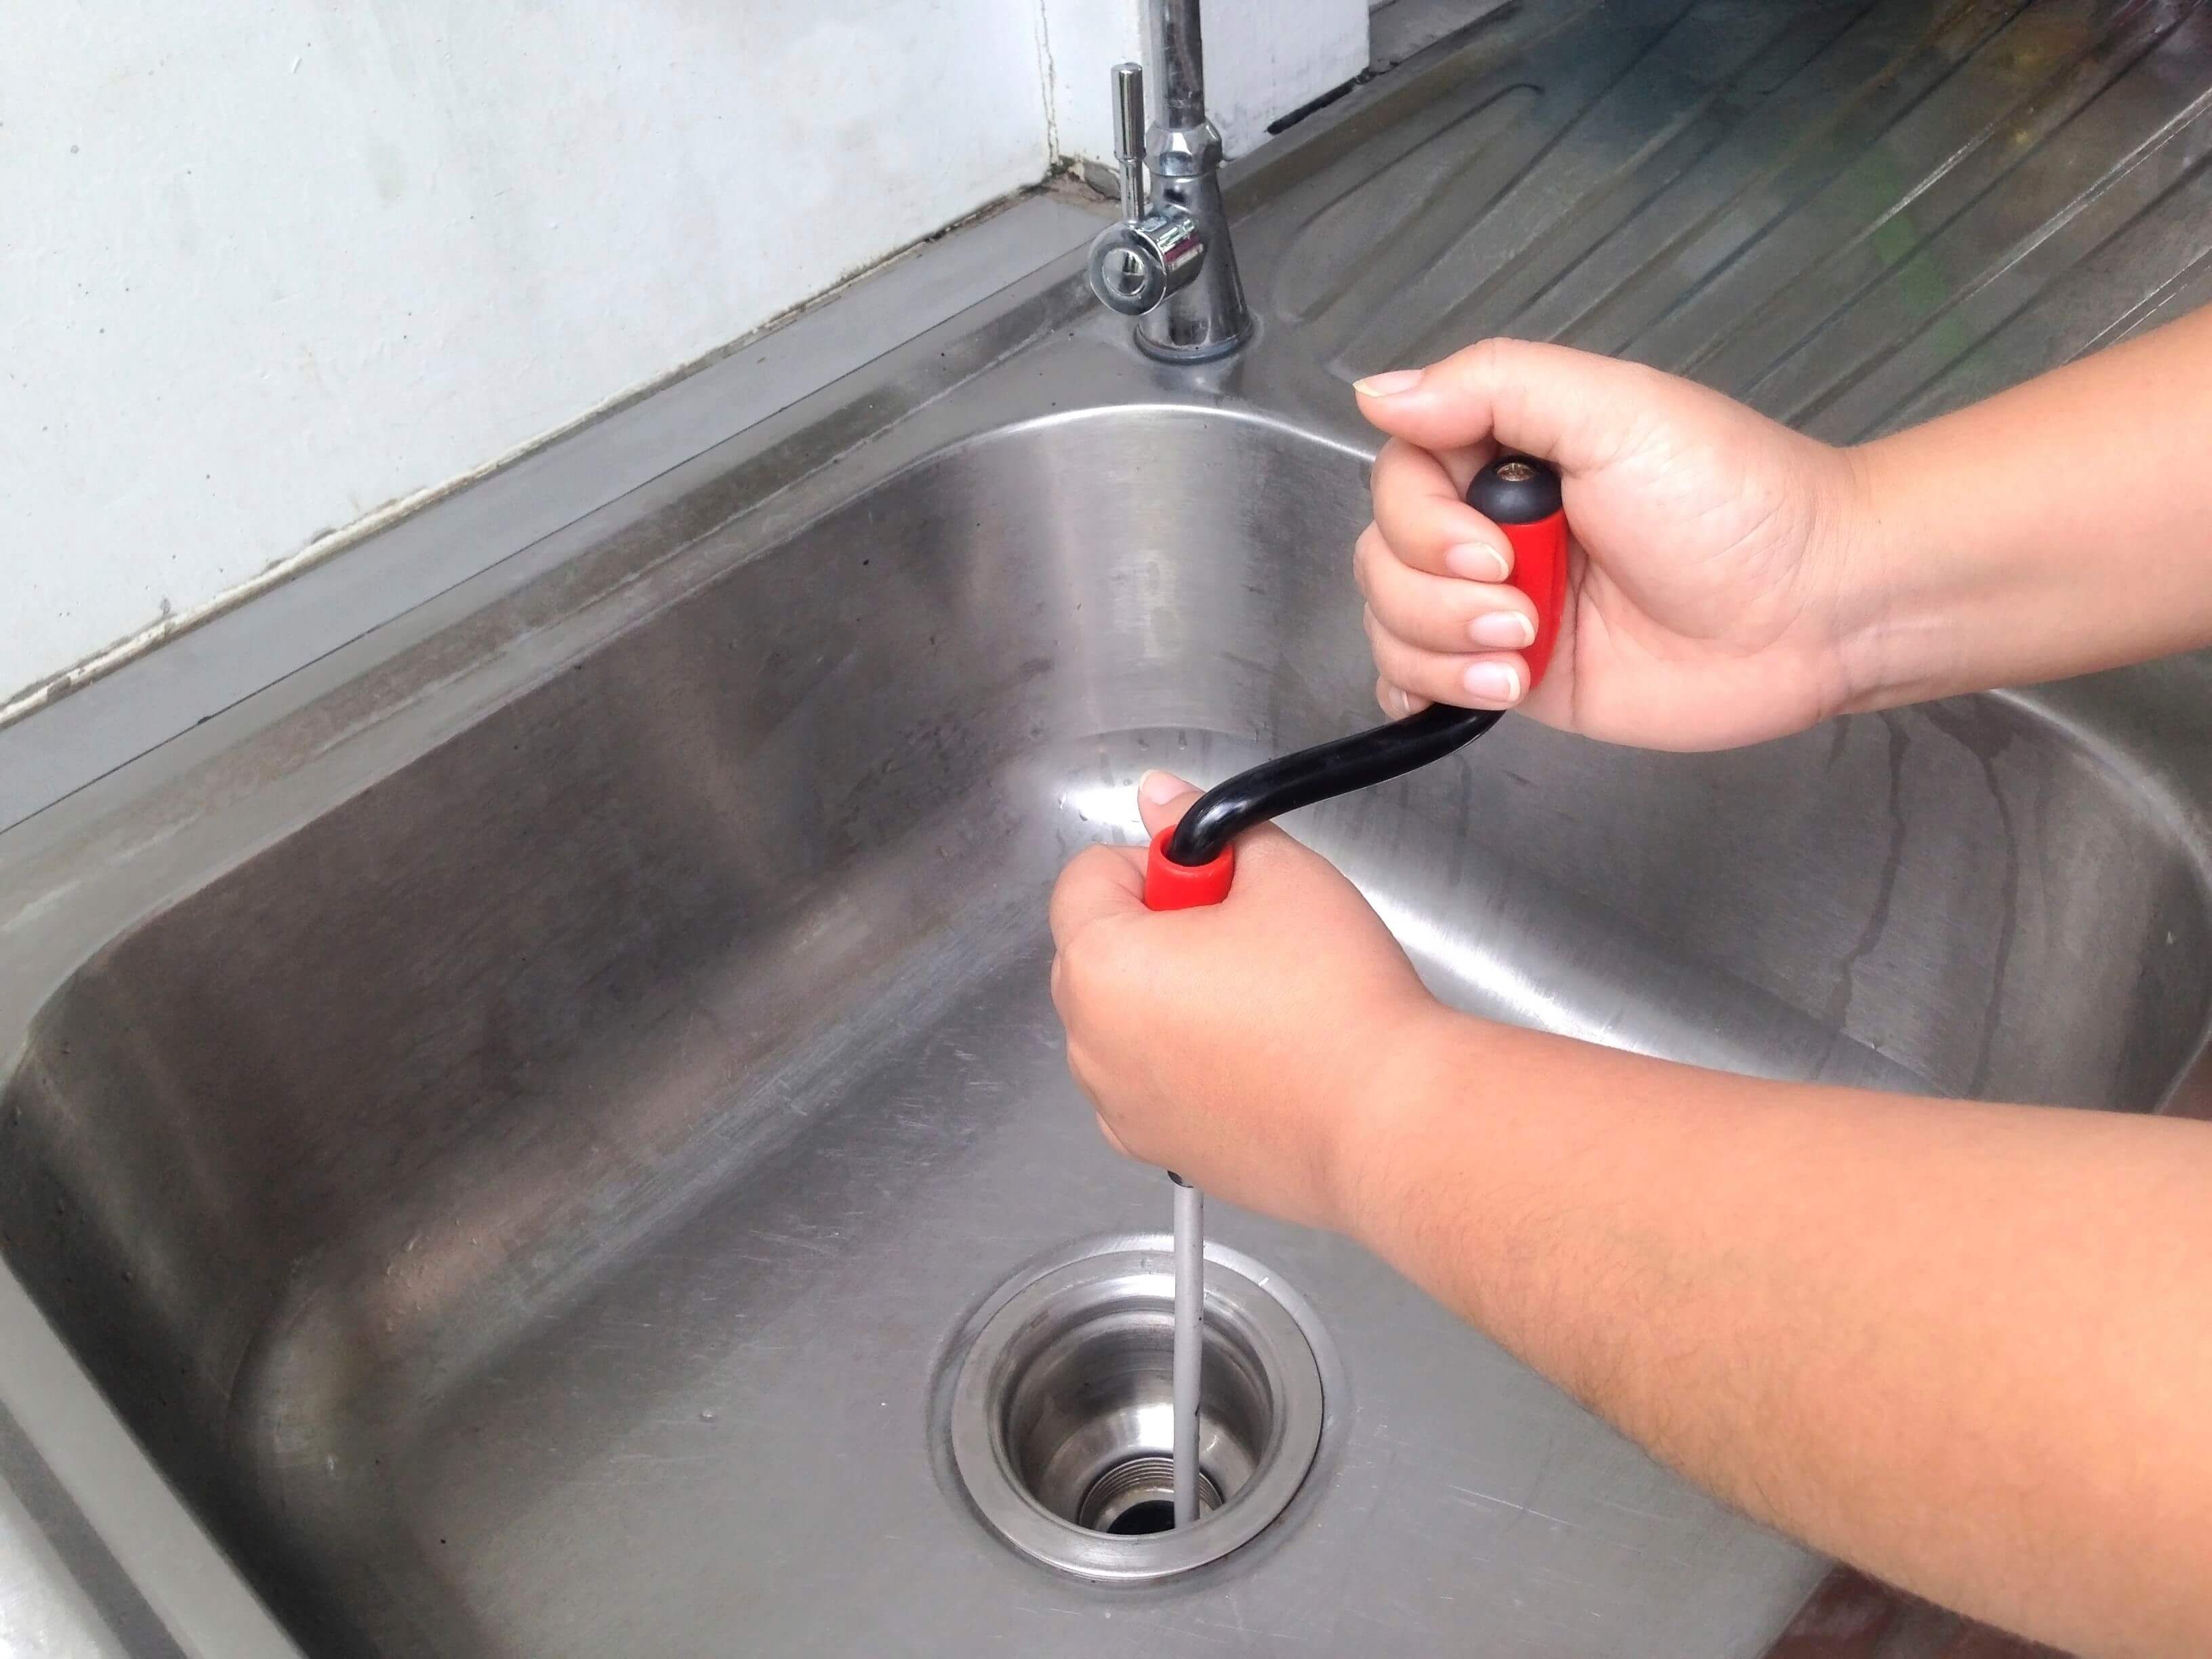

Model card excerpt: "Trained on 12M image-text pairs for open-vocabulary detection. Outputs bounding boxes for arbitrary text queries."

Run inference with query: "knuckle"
[1368,627,1414,682]
[1366,581,1425,646]
[1352,525,1380,597]
[1365,611,1403,657]
[1057,927,1128,1010]
[1446,335,1500,390]
[1371,440,1418,502]
[1386,640,1451,699]
[1475,334,1530,380]
[1064,1041,1098,1096]
[1058,937,1098,1004]
[1094,1111,1134,1160]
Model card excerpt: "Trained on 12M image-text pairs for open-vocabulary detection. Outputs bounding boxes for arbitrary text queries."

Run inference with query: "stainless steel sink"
[9,3,2212,1654]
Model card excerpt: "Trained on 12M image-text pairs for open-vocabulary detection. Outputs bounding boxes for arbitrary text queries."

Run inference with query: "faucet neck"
[1139,0,1248,361]
[1149,0,1207,131]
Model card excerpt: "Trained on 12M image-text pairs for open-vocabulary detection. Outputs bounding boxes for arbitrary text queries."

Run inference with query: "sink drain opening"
[1082,1455,1223,1534]
[945,1237,1327,1582]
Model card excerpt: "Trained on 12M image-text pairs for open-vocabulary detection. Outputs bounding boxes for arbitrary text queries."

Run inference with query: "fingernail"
[1462,662,1524,704]
[1446,542,1511,582]
[1353,369,1422,397]
[1139,769,1191,805]
[1469,611,1536,649]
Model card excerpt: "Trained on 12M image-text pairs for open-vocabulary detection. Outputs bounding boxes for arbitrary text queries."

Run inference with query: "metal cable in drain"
[1169,1172,1203,1527]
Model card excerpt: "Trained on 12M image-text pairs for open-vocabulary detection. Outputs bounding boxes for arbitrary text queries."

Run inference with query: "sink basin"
[5,397,2207,1655]
[9,3,2212,1654]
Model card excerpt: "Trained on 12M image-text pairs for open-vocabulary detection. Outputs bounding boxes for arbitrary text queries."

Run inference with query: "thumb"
[1136,769,1204,841]
[1354,337,1633,474]
[1135,768,1301,868]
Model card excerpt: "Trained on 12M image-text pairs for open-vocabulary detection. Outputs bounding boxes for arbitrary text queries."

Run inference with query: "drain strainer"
[945,1234,1328,1582]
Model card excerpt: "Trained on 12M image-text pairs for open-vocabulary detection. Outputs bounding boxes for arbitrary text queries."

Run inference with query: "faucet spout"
[1151,0,1206,130]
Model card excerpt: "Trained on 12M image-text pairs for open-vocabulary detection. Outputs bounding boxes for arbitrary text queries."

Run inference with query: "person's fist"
[1355,337,1872,751]
[1048,771,1436,1232]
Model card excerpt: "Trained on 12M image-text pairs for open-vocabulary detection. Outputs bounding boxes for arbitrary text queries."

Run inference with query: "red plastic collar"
[1143,826,1235,911]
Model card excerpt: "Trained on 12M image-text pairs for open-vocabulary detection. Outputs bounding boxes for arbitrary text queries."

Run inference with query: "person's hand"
[1047,771,1437,1231]
[1353,338,1875,751]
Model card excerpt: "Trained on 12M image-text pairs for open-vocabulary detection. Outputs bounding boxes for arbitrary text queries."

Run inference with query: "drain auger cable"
[1140,453,1571,1528]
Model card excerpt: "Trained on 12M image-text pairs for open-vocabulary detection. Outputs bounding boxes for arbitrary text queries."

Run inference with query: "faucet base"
[1132,316,1253,364]
[1132,161,1252,362]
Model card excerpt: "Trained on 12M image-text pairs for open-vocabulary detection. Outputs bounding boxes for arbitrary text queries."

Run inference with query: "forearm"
[1839,304,2212,710]
[1345,1010,2212,1658]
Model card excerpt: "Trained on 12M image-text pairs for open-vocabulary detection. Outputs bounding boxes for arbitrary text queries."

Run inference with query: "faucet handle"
[1111,62,1147,220]
[1088,210,1204,317]
[1087,60,1205,317]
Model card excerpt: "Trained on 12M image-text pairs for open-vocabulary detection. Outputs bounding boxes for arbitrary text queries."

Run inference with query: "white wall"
[1044,0,1368,163]
[1,1,1051,716]
[3,1,1367,722]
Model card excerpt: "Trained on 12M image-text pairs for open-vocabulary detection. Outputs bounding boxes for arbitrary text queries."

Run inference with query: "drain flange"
[945,1235,1327,1582]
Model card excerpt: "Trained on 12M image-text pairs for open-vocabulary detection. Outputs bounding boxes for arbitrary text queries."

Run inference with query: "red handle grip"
[1141,454,1567,912]
[1502,506,1567,688]
[1471,454,1568,691]
[1145,826,1234,911]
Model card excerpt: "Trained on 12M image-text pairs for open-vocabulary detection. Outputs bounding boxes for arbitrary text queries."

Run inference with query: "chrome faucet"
[1084,0,1252,361]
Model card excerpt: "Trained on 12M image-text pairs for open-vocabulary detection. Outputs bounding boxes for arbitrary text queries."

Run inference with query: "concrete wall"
[3,1,1369,721]
[2,1,1051,717]
[1044,0,1368,164]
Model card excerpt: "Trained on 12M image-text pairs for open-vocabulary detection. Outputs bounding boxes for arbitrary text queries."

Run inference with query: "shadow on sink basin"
[4,408,2208,1656]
